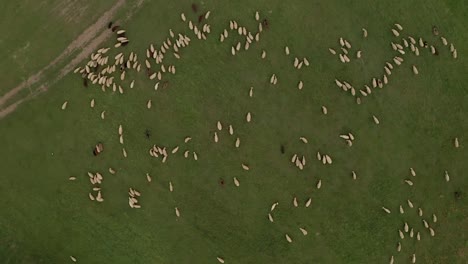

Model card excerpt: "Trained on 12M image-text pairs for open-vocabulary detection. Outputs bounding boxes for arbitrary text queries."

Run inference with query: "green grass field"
[0,0,467,263]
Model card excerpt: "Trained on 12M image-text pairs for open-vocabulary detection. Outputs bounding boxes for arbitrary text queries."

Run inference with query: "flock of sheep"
[61,6,463,263]
[383,169,440,264]
[333,23,457,107]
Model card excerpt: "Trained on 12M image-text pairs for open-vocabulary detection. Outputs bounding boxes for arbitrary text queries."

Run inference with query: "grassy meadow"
[0,0,467,263]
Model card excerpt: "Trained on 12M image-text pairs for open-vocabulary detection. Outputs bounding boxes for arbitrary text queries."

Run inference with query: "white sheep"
[233,177,240,187]
[382,207,391,214]
[299,227,308,236]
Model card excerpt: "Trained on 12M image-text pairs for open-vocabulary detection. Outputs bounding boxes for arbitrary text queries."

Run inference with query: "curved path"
[0,0,144,119]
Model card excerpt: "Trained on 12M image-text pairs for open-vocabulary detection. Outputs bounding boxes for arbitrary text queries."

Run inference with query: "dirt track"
[0,0,144,119]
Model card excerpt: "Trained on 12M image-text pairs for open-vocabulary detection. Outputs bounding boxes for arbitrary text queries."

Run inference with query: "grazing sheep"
[423,219,429,229]
[399,230,404,239]
[298,81,304,90]
[412,65,419,75]
[344,40,351,49]
[397,242,401,252]
[285,46,290,55]
[96,191,104,202]
[270,73,277,83]
[299,227,308,236]
[228,125,234,135]
[214,132,219,143]
[417,232,421,241]
[234,177,240,187]
[88,193,95,201]
[316,179,322,189]
[235,138,240,148]
[300,137,308,144]
[372,115,380,125]
[419,38,424,47]
[171,146,179,154]
[362,28,368,38]
[291,154,297,163]
[412,254,416,263]
[356,50,362,58]
[303,58,310,66]
[242,164,250,171]
[352,171,357,180]
[382,207,391,214]
[440,36,448,45]
[410,168,416,177]
[246,112,252,122]
[454,137,459,148]
[407,199,414,208]
[249,87,254,97]
[329,48,337,55]
[184,137,192,143]
[146,173,152,183]
[404,222,409,232]
[391,29,400,37]
[175,207,180,217]
[340,134,350,140]
[445,171,450,182]
[255,11,260,21]
[432,214,437,223]
[268,213,274,222]
[122,148,127,158]
[90,99,95,108]
[147,100,152,109]
[322,106,328,115]
[193,152,198,160]
[325,155,332,164]
[69,176,76,181]
[418,208,423,217]
[429,227,435,236]
[217,257,225,264]
[217,121,223,131]
[384,66,392,75]
[119,135,124,144]
[285,234,292,243]
[405,180,414,186]
[61,101,68,110]
[400,205,404,214]
[70,256,77,262]
[305,198,312,207]
[261,50,266,59]
[293,197,298,207]
[270,202,279,211]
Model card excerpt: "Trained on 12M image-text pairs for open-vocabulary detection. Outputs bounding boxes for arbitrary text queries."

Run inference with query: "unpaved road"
[0,0,144,119]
